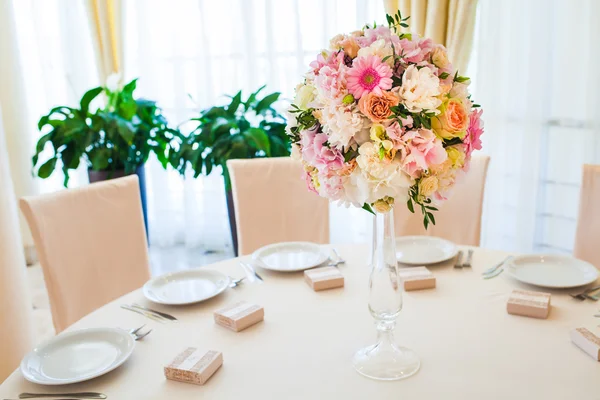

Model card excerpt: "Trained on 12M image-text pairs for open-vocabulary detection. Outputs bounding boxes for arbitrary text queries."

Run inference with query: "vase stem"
[352,207,420,381]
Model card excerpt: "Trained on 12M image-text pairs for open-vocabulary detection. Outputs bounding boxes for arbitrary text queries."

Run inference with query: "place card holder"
[304,266,344,291]
[570,328,600,361]
[164,347,223,385]
[506,289,551,319]
[214,301,264,332]
[397,266,436,291]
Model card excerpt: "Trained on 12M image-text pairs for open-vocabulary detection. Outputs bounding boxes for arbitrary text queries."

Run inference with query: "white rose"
[294,83,316,109]
[357,39,394,67]
[431,46,450,69]
[398,65,442,114]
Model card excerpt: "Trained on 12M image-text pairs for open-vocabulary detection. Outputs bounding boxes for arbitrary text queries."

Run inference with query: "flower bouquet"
[287,12,483,381]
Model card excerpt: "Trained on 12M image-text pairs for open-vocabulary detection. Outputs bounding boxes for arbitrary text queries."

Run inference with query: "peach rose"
[358,91,399,123]
[432,98,469,139]
[342,38,360,58]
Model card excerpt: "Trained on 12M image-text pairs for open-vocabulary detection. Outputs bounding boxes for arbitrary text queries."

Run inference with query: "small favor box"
[397,267,436,291]
[506,289,551,319]
[214,301,264,332]
[304,266,344,291]
[164,347,223,385]
[571,328,600,361]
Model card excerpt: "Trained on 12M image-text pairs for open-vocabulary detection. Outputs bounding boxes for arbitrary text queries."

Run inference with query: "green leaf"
[254,92,280,114]
[439,72,450,79]
[243,128,271,156]
[362,203,375,215]
[407,198,415,213]
[34,132,54,157]
[79,86,103,114]
[115,118,136,144]
[423,215,429,229]
[37,157,57,179]
[344,149,358,163]
[90,148,111,170]
[428,212,436,225]
[245,85,266,108]
[227,91,242,116]
[378,146,385,160]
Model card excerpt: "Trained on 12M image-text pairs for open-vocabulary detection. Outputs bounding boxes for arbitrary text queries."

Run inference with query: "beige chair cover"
[395,155,490,245]
[227,157,330,255]
[574,164,600,269]
[20,176,150,332]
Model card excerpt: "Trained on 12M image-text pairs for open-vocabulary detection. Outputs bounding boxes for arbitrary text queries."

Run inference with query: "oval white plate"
[505,254,599,288]
[252,242,328,272]
[396,236,458,265]
[143,269,230,305]
[21,327,135,385]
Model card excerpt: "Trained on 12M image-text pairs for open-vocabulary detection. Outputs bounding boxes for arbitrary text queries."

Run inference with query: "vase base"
[352,343,420,381]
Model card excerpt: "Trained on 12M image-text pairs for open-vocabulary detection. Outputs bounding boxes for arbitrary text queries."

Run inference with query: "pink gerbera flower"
[346,55,393,99]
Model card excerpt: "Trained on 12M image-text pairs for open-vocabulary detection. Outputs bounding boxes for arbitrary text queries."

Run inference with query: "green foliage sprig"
[407,184,438,229]
[33,79,182,186]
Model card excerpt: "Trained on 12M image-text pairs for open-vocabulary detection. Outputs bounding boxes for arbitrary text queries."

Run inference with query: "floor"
[27,245,233,342]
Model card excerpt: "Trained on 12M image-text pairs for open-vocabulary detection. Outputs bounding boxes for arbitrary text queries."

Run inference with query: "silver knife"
[131,303,177,321]
[241,262,264,281]
[19,393,106,399]
[120,304,167,323]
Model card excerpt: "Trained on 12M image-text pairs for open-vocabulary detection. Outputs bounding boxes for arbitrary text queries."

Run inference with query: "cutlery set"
[11,392,106,399]
[569,285,600,301]
[482,256,512,279]
[454,249,474,269]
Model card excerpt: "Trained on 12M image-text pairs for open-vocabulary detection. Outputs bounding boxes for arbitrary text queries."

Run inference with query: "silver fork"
[129,324,152,341]
[482,256,512,276]
[328,248,346,267]
[462,249,474,268]
[453,251,464,268]
[229,276,246,288]
[569,285,600,300]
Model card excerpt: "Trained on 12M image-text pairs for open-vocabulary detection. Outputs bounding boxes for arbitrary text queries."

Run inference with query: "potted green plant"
[171,86,291,255]
[33,77,182,233]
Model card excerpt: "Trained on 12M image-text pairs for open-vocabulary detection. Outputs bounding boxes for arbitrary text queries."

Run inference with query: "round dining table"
[1,244,599,399]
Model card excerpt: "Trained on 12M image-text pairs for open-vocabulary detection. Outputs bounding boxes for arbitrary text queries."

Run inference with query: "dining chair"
[0,159,34,382]
[227,157,330,255]
[574,164,600,269]
[394,155,491,246]
[19,175,151,333]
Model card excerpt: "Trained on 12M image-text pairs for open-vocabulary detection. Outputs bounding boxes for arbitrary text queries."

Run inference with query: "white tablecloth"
[1,245,599,399]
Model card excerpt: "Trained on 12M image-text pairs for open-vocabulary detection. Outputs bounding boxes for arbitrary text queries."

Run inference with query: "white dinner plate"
[505,254,599,288]
[395,235,459,265]
[143,269,230,305]
[252,242,328,272]
[20,327,135,385]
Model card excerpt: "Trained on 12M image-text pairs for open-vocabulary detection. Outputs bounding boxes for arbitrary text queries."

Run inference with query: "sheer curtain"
[122,0,386,256]
[12,0,99,194]
[472,0,600,253]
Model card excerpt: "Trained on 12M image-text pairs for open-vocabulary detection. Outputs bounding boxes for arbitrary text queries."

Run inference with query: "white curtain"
[122,0,386,253]
[12,0,100,194]
[472,0,600,253]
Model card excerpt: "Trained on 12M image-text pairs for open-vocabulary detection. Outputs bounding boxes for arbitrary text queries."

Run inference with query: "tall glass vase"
[352,208,420,380]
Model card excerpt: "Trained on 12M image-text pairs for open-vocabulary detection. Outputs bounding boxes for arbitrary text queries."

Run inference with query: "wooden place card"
[164,347,223,385]
[397,266,436,291]
[214,301,264,332]
[506,289,551,319]
[571,328,600,361]
[304,266,344,291]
